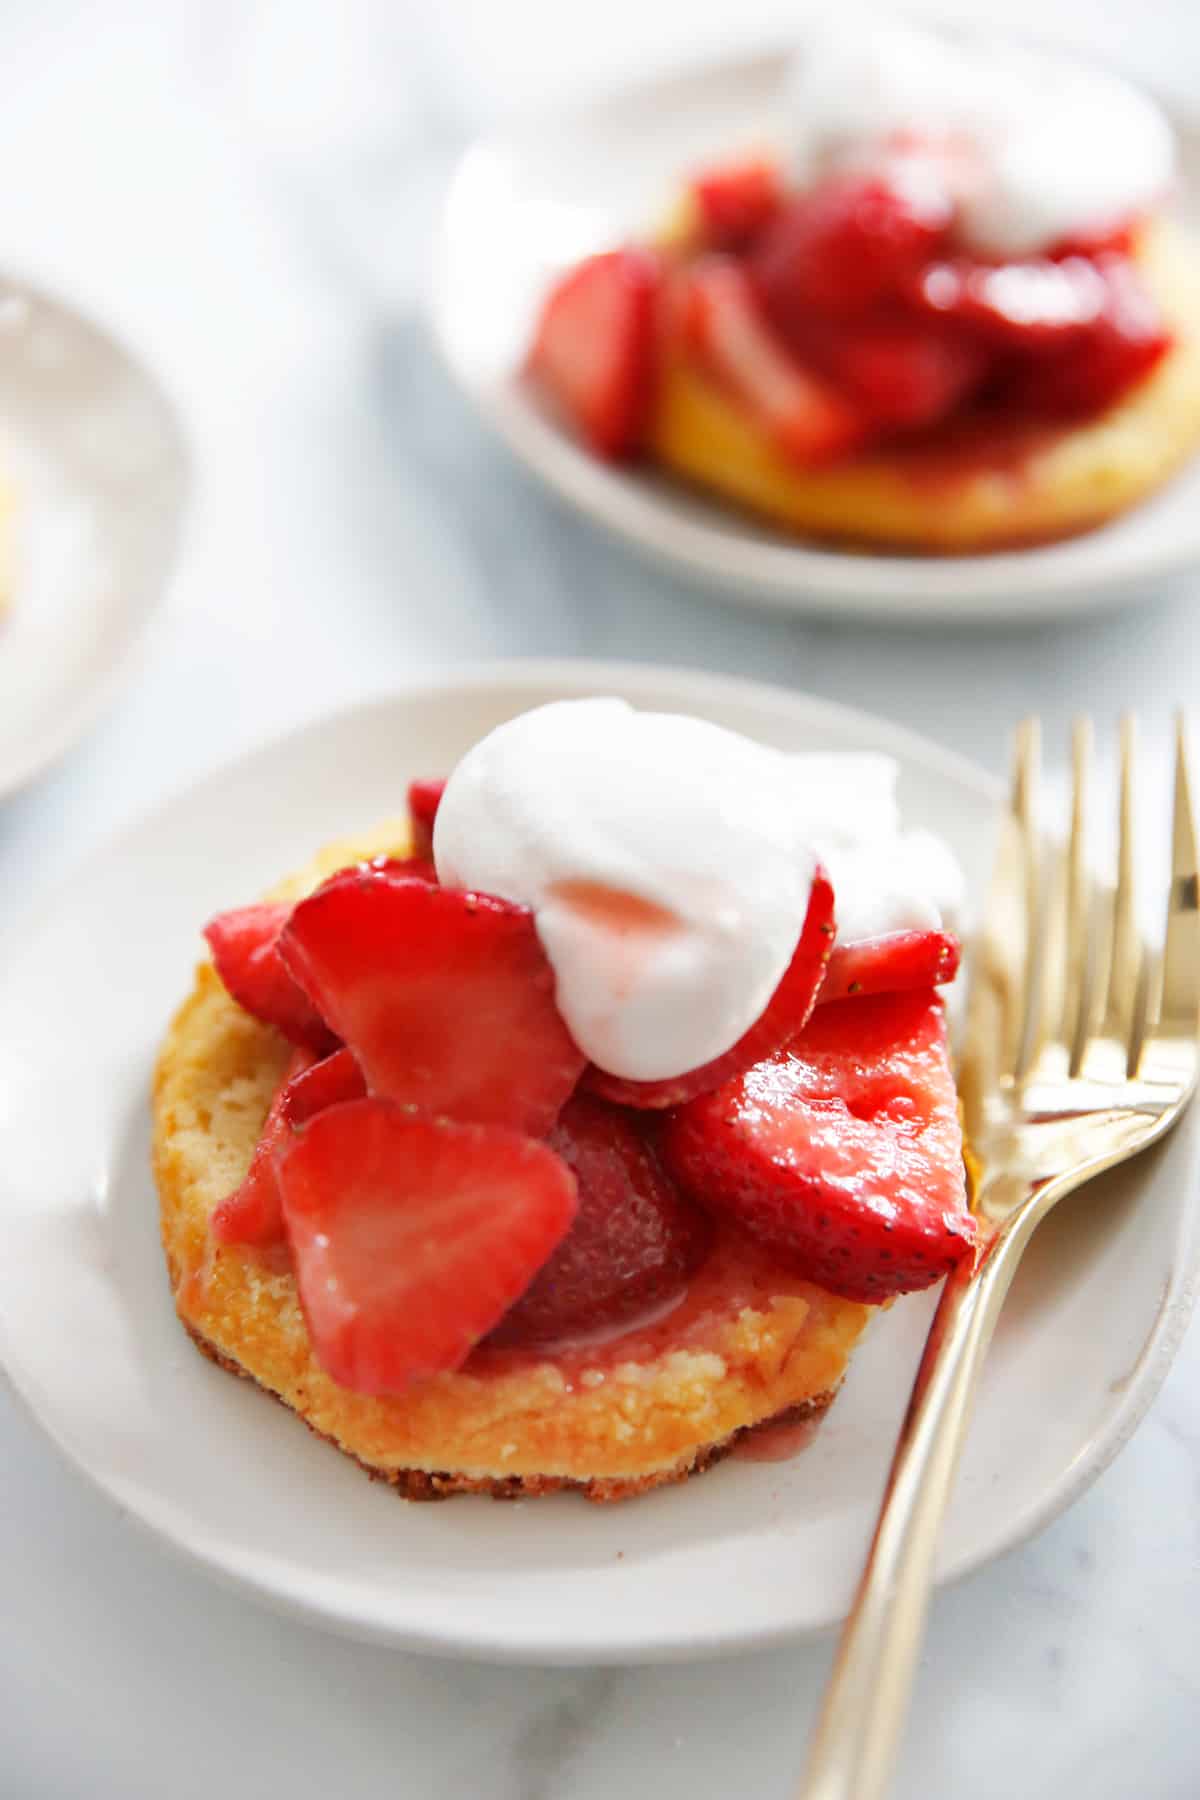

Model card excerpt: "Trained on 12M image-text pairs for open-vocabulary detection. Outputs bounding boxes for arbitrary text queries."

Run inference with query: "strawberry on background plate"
[819,929,961,1005]
[661,989,975,1304]
[204,904,335,1052]
[913,252,1171,414]
[1004,256,1172,417]
[787,314,990,432]
[689,156,784,251]
[754,164,954,321]
[277,1100,578,1395]
[588,865,835,1109]
[527,247,661,460]
[486,1094,711,1350]
[279,873,586,1135]
[677,257,866,464]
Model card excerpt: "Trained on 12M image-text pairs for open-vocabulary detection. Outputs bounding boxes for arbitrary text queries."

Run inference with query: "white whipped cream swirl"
[434,699,962,1083]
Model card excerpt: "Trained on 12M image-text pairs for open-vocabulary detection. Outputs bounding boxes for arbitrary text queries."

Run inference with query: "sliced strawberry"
[407,778,446,860]
[820,929,961,1005]
[790,314,990,432]
[588,866,835,1109]
[678,257,866,463]
[311,855,436,902]
[755,165,953,321]
[660,990,974,1303]
[690,156,784,251]
[284,1044,368,1121]
[279,875,586,1135]
[211,1046,318,1247]
[1048,220,1137,261]
[1005,256,1171,417]
[486,1094,711,1350]
[528,247,661,459]
[276,1099,578,1394]
[912,254,1111,352]
[204,904,335,1052]
[211,1046,367,1247]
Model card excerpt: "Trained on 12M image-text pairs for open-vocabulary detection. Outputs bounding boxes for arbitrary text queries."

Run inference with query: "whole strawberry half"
[587,865,835,1109]
[279,872,586,1135]
[486,1094,711,1350]
[819,929,960,1005]
[204,904,335,1052]
[276,1099,578,1395]
[212,1045,367,1247]
[528,247,661,459]
[660,989,974,1303]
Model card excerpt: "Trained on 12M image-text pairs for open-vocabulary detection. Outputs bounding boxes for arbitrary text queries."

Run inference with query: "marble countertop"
[1,5,1198,1796]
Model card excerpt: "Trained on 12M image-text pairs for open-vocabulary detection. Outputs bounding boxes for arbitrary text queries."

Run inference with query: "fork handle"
[797,1197,1041,1800]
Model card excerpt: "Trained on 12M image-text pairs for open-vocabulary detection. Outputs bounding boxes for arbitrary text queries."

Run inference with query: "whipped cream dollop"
[434,699,963,1083]
[788,16,1175,258]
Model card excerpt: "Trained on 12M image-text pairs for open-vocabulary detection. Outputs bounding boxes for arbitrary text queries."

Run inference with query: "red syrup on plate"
[733,1411,825,1463]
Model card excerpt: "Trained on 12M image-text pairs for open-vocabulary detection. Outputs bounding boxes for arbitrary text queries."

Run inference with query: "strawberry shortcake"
[154,701,975,1501]
[526,19,1200,552]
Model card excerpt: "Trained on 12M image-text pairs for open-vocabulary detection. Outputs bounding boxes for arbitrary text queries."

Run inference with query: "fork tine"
[1159,714,1200,1034]
[1008,716,1043,1080]
[1105,714,1142,1050]
[1064,716,1094,1076]
[959,718,1040,1134]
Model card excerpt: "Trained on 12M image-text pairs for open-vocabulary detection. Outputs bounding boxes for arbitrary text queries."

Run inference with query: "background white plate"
[0,274,188,798]
[0,662,1196,1665]
[428,49,1200,623]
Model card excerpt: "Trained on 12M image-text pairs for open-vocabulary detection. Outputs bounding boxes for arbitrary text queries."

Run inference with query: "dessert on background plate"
[526,15,1200,552]
[154,698,975,1501]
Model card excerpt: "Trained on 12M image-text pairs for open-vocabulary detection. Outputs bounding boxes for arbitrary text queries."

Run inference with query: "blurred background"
[1,0,1198,918]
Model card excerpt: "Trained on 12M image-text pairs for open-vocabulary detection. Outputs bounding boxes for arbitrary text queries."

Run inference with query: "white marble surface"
[1,4,1198,1796]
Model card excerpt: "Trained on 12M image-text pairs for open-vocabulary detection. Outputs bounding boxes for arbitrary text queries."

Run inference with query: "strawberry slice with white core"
[204,904,335,1052]
[587,865,835,1109]
[276,1100,578,1394]
[661,990,974,1303]
[211,1046,318,1247]
[819,929,961,1005]
[676,256,866,464]
[528,247,661,459]
[211,1046,367,1247]
[279,874,586,1135]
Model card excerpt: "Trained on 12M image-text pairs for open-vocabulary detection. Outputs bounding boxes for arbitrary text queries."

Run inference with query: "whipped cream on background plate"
[434,699,963,1083]
[788,15,1175,258]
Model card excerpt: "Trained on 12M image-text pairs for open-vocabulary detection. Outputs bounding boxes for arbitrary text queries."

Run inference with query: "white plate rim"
[1,658,1197,1665]
[425,47,1200,623]
[0,267,191,801]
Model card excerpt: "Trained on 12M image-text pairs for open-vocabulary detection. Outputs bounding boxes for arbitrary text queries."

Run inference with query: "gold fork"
[797,715,1200,1800]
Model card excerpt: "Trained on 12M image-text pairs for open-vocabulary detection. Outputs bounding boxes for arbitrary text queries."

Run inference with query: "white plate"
[0,275,188,798]
[428,48,1200,623]
[0,662,1196,1666]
